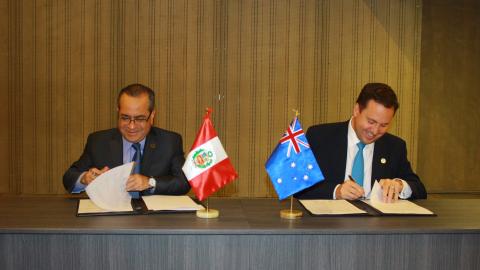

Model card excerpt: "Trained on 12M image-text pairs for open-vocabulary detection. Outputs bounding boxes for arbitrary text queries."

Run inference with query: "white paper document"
[367,181,434,215]
[299,199,367,215]
[78,198,133,214]
[85,162,134,211]
[142,195,205,211]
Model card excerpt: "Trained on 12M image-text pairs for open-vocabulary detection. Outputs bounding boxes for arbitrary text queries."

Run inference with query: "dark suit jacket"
[63,127,190,195]
[295,121,427,199]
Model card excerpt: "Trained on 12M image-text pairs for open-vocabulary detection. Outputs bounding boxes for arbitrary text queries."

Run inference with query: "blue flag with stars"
[265,117,324,200]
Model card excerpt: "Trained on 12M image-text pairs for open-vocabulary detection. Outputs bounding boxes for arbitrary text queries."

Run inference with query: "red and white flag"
[182,108,238,201]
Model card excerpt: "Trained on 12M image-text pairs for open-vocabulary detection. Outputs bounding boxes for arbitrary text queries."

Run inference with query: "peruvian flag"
[182,108,238,201]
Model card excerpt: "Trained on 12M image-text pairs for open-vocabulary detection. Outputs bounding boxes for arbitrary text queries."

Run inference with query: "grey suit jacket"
[295,121,427,199]
[63,127,190,195]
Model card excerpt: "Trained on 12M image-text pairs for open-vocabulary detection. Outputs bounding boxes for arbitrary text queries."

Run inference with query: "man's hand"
[336,179,365,200]
[379,178,403,203]
[80,166,109,186]
[126,174,151,192]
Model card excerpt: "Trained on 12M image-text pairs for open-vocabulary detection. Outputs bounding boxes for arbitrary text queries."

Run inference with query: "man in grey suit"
[296,83,426,202]
[63,84,190,197]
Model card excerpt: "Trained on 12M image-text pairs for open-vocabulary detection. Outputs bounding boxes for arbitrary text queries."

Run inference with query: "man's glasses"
[119,112,152,125]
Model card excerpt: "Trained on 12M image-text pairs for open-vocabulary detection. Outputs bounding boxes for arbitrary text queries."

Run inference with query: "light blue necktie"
[351,142,366,187]
[130,143,141,199]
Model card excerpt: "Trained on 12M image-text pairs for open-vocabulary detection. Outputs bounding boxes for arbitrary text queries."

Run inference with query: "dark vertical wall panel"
[419,0,480,193]
[0,0,11,193]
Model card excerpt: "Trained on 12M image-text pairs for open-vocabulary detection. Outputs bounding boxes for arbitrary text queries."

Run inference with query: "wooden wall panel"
[51,0,67,194]
[20,0,36,194]
[419,0,480,193]
[0,0,10,193]
[0,0,423,196]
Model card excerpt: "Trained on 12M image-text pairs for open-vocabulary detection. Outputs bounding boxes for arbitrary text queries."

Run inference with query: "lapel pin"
[150,143,156,149]
[381,158,387,164]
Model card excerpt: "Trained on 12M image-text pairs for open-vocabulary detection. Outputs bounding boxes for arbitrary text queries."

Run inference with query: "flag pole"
[279,109,304,220]
[290,196,293,212]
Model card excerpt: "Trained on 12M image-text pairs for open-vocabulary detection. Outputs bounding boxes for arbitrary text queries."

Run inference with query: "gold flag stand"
[280,196,303,219]
[196,198,219,218]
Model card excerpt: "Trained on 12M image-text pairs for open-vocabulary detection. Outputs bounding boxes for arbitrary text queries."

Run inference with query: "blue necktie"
[130,143,141,199]
[351,142,366,187]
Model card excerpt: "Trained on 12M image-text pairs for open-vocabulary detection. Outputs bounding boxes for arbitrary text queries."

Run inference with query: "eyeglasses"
[119,112,152,125]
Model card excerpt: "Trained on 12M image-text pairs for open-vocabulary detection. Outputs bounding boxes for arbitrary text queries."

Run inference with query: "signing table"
[0,196,479,270]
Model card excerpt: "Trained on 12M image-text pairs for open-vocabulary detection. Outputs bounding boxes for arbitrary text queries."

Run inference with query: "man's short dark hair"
[117,83,155,112]
[356,83,399,112]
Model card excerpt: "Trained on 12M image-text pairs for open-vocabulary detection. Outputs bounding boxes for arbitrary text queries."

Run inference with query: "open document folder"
[77,195,205,216]
[299,181,434,216]
[79,162,204,216]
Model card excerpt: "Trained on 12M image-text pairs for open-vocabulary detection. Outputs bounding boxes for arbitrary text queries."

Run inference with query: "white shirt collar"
[347,118,374,149]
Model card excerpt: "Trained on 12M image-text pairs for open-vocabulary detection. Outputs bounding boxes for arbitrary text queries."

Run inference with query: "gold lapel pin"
[381,158,387,164]
[150,143,156,149]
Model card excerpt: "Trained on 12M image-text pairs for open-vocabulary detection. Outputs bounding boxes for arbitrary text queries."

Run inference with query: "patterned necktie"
[351,142,366,187]
[130,143,141,199]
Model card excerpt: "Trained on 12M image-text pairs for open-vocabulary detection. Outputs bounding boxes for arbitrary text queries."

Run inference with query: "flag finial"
[205,107,213,118]
[292,109,300,117]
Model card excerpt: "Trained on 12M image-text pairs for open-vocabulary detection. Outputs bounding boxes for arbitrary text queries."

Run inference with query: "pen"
[348,175,365,199]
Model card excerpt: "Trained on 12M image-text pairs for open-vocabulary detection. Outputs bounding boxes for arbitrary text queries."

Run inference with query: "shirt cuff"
[143,178,156,195]
[333,184,341,199]
[71,172,87,193]
[396,178,412,199]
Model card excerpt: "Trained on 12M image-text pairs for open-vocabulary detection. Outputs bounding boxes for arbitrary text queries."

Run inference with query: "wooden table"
[0,196,479,270]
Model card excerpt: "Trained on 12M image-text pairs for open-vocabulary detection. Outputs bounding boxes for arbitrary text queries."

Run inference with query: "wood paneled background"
[418,0,480,194]
[0,0,423,196]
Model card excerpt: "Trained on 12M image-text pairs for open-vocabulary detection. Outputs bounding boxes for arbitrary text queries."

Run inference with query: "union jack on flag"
[279,117,310,157]
[265,117,324,200]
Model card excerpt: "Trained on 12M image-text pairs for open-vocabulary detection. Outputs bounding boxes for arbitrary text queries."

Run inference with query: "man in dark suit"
[296,83,426,201]
[63,84,190,196]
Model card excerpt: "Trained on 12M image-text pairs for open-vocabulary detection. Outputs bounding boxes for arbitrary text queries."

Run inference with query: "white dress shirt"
[333,119,412,199]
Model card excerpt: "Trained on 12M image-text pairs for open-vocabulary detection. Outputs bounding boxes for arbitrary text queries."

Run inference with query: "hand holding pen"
[335,175,365,200]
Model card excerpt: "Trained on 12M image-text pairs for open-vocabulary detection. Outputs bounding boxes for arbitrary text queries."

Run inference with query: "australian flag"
[265,117,324,200]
